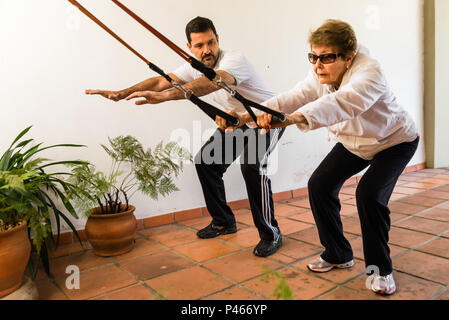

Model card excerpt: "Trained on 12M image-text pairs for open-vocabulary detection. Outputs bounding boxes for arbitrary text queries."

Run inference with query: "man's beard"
[201,53,217,68]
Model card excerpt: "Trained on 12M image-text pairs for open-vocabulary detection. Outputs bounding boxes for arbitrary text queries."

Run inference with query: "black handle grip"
[189,95,239,126]
[190,57,217,81]
[148,62,172,83]
[270,115,288,127]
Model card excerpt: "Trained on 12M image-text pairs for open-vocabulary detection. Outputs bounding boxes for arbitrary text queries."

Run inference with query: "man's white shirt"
[173,50,275,120]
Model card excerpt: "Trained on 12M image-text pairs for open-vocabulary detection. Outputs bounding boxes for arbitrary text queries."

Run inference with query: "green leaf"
[8,126,33,150]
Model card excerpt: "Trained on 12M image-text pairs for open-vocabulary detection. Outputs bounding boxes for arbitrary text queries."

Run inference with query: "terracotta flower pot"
[85,205,137,257]
[0,221,31,298]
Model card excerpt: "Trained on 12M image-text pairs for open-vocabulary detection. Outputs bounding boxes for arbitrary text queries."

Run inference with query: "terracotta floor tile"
[349,236,364,260]
[203,251,281,283]
[398,195,446,207]
[274,203,308,217]
[417,190,449,200]
[289,227,357,248]
[340,186,357,196]
[318,287,371,300]
[243,267,336,300]
[112,238,165,261]
[350,236,407,260]
[389,227,434,248]
[397,175,421,182]
[434,186,449,194]
[177,216,211,228]
[95,284,157,300]
[420,178,449,185]
[340,204,358,216]
[342,197,358,206]
[220,227,260,248]
[36,281,67,300]
[432,174,449,180]
[401,181,442,189]
[174,239,240,262]
[390,212,409,224]
[393,186,425,195]
[48,242,91,259]
[289,211,316,225]
[435,288,449,300]
[338,193,355,201]
[342,216,362,235]
[437,202,449,210]
[145,266,232,300]
[416,207,449,222]
[394,216,449,235]
[418,168,448,174]
[271,238,322,262]
[389,193,407,201]
[390,193,407,201]
[119,251,194,281]
[235,212,255,226]
[137,224,183,237]
[393,251,449,285]
[48,250,113,279]
[404,171,436,178]
[293,253,366,284]
[345,271,443,300]
[149,228,199,247]
[289,227,322,247]
[206,286,261,300]
[416,237,449,259]
[286,197,311,209]
[278,218,312,235]
[55,264,137,300]
[388,202,427,215]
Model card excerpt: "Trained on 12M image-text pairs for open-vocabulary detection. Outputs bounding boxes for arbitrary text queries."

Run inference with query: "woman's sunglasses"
[308,53,344,64]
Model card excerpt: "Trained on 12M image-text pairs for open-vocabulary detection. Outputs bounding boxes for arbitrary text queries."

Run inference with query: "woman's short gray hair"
[309,19,358,57]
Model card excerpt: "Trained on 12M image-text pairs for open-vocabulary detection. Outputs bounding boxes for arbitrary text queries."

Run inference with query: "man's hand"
[125,90,167,105]
[85,89,125,102]
[216,111,247,132]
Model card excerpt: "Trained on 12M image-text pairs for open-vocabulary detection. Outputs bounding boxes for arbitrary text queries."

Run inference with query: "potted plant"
[68,135,191,257]
[0,126,87,297]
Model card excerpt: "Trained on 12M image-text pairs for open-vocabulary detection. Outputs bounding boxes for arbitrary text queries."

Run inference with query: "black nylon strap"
[189,95,239,126]
[189,59,286,124]
[148,62,172,83]
[233,91,287,125]
[190,57,217,81]
[148,63,239,126]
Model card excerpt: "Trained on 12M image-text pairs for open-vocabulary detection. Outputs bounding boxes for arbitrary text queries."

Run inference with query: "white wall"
[1,0,425,232]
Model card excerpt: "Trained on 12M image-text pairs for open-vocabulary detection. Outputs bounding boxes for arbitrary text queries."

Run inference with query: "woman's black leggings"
[308,137,419,276]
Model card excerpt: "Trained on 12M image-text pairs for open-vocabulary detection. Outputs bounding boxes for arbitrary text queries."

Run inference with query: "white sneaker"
[307,256,354,273]
[367,273,397,295]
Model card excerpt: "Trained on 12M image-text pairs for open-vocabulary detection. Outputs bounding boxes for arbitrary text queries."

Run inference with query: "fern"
[68,135,191,215]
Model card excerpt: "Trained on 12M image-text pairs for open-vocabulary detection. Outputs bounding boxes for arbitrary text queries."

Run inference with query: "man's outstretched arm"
[125,70,235,105]
[85,73,181,102]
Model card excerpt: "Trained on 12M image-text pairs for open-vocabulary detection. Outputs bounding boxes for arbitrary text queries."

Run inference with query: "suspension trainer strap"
[111,0,286,124]
[148,63,239,125]
[67,0,238,127]
[233,92,287,124]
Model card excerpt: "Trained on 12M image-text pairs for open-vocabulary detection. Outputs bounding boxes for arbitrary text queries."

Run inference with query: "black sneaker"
[253,234,282,257]
[197,222,237,239]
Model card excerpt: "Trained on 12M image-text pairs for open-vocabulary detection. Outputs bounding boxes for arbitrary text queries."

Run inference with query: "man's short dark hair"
[185,16,217,43]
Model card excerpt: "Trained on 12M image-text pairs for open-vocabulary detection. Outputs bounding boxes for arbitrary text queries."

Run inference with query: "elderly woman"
[222,19,419,295]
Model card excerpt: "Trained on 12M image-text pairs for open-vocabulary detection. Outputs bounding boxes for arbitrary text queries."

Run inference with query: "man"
[86,16,285,257]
